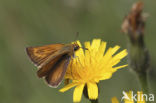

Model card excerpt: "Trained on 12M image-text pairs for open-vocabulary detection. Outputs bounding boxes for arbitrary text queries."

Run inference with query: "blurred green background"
[0,0,156,103]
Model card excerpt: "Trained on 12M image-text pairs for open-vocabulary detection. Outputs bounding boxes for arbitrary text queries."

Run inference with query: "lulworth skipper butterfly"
[26,43,80,88]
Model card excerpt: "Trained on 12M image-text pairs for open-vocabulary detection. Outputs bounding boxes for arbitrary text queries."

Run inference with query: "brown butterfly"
[26,43,80,88]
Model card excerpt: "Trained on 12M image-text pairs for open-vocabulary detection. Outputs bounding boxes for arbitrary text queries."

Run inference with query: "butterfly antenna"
[80,47,88,50]
[74,32,79,41]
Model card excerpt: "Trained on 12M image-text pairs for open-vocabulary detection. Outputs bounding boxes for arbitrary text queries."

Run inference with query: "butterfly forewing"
[26,44,64,67]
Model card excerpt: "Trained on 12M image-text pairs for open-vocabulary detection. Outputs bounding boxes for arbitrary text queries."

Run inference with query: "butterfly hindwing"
[45,55,71,87]
[37,54,62,78]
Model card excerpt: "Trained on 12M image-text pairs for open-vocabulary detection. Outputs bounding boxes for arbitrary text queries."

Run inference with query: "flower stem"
[137,71,149,94]
[137,71,151,103]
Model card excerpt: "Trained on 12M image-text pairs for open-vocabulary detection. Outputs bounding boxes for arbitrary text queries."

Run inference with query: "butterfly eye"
[74,45,80,51]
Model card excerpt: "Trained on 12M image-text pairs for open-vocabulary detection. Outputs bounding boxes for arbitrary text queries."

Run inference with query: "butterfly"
[26,42,80,88]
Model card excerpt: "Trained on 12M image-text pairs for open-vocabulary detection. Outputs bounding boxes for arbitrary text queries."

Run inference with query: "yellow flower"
[112,91,145,103]
[60,39,128,102]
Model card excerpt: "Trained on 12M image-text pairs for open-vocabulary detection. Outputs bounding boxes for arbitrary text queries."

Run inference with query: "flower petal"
[91,39,101,51]
[111,97,119,103]
[112,49,127,61]
[90,39,101,58]
[73,84,85,102]
[84,41,91,50]
[99,72,112,80]
[102,48,113,63]
[99,41,107,55]
[111,45,120,55]
[87,82,98,100]
[75,41,84,60]
[59,82,78,92]
[113,64,128,71]
[95,41,107,61]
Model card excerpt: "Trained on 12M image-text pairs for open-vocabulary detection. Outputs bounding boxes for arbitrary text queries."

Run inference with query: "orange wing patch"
[26,44,64,66]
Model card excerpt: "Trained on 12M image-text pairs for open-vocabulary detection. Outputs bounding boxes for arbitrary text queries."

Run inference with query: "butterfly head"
[73,43,80,51]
